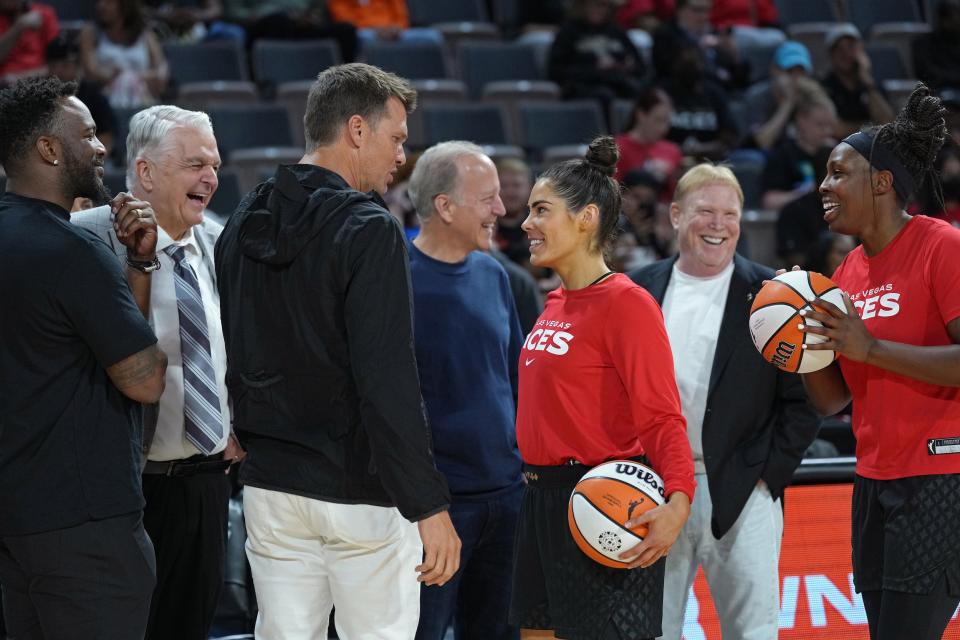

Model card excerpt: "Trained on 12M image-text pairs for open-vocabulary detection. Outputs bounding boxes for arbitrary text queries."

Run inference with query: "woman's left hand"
[799,292,876,363]
[619,492,691,569]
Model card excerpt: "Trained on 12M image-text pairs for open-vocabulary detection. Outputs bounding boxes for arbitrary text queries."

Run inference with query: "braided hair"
[871,83,948,198]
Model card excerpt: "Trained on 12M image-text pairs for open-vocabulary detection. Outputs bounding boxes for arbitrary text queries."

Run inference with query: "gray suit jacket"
[71,204,224,455]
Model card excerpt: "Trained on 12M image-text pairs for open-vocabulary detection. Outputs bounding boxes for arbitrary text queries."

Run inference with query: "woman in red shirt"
[509,136,695,640]
[614,86,683,192]
[798,84,960,640]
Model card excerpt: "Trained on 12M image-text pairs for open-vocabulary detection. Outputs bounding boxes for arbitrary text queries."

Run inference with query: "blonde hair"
[673,163,744,207]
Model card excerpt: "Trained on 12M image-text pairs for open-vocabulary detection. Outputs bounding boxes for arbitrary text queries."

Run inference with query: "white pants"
[659,475,784,640]
[243,485,422,640]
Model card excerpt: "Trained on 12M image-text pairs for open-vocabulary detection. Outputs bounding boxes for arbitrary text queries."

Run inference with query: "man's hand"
[619,491,691,569]
[224,432,246,473]
[416,510,461,586]
[112,192,158,260]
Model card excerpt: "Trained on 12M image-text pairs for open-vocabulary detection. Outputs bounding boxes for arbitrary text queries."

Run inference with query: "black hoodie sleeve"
[341,211,451,521]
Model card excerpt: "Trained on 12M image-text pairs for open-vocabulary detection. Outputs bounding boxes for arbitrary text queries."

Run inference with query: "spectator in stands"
[615,168,674,270]
[615,85,683,190]
[326,0,441,45]
[46,34,117,158]
[821,24,894,139]
[652,0,749,90]
[146,0,245,42]
[548,0,647,106]
[661,40,739,160]
[805,230,857,275]
[79,0,169,109]
[495,157,534,267]
[616,0,675,32]
[741,40,814,151]
[912,0,960,94]
[223,0,357,63]
[761,89,836,211]
[911,144,960,225]
[709,0,783,49]
[0,0,58,83]
[406,142,524,640]
[775,146,831,268]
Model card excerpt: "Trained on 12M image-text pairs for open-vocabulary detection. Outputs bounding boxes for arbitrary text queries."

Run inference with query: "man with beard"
[0,76,167,638]
[73,105,242,640]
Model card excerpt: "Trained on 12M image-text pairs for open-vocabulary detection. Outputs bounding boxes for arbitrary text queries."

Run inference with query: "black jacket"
[629,255,820,538]
[215,164,450,521]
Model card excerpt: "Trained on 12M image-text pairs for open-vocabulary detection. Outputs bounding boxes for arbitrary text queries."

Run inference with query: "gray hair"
[125,105,214,189]
[304,63,417,150]
[407,141,487,222]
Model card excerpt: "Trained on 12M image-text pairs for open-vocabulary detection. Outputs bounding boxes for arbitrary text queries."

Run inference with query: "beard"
[61,144,111,205]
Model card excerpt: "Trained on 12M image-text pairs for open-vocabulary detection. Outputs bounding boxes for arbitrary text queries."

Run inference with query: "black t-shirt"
[761,137,828,194]
[664,79,738,146]
[821,72,884,125]
[0,193,156,535]
[76,79,117,137]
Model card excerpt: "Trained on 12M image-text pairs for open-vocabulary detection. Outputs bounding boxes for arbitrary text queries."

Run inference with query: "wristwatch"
[126,255,161,273]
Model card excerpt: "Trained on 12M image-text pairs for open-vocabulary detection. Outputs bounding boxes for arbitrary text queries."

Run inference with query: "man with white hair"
[72,105,242,640]
[407,141,524,640]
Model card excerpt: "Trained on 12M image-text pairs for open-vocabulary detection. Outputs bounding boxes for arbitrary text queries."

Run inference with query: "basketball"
[749,270,846,374]
[567,460,666,569]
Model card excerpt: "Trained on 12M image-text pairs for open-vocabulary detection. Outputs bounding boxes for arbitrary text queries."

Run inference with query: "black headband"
[842,131,914,201]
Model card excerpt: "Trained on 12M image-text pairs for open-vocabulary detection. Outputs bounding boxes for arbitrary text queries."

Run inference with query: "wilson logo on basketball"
[614,463,666,499]
[770,340,797,369]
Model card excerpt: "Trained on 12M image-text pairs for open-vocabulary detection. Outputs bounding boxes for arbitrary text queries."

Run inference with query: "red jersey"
[709,0,779,28]
[0,3,58,77]
[516,274,696,500]
[832,216,960,479]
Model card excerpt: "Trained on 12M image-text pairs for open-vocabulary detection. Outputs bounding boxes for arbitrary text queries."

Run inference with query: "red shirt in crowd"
[710,0,779,29]
[516,274,696,500]
[0,3,59,78]
[617,0,676,28]
[615,133,683,191]
[832,216,960,479]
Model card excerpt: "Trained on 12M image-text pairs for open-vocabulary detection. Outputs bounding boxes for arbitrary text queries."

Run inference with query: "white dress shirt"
[149,223,230,461]
[661,261,734,474]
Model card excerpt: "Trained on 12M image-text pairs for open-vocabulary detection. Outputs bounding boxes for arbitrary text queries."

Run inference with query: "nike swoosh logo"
[525,358,536,366]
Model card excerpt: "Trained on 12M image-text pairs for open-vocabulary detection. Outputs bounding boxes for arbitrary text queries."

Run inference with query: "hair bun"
[584,136,619,177]
[879,82,947,189]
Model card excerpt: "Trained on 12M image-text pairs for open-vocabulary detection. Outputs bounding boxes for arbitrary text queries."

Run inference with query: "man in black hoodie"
[215,63,460,639]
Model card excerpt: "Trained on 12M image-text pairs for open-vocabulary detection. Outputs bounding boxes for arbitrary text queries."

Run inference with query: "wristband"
[126,255,161,273]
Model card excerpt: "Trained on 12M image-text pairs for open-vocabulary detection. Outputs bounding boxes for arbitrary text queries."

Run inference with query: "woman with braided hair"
[797,83,960,640]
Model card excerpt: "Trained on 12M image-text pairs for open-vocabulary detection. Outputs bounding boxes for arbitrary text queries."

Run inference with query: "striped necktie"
[165,245,223,455]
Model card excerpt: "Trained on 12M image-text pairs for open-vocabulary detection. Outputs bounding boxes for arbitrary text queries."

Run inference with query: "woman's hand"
[618,492,691,569]
[800,292,875,362]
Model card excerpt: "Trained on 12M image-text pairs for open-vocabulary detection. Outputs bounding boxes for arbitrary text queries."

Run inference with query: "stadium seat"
[44,0,94,22]
[230,147,304,195]
[407,0,489,25]
[413,79,469,102]
[478,144,527,160]
[542,144,589,165]
[362,41,448,80]
[208,169,243,220]
[785,23,836,76]
[865,42,909,85]
[610,98,635,136]
[847,0,923,36]
[517,101,607,154]
[110,106,141,167]
[177,81,259,111]
[882,79,919,112]
[492,0,524,31]
[252,39,341,91]
[207,105,294,159]
[483,80,561,142]
[870,23,931,75]
[516,31,556,79]
[420,103,510,146]
[730,161,764,210]
[275,81,312,148]
[164,41,248,85]
[773,0,839,26]
[740,42,781,84]
[458,42,542,99]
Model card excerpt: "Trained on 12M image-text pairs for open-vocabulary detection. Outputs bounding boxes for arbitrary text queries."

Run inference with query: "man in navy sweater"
[407,141,525,640]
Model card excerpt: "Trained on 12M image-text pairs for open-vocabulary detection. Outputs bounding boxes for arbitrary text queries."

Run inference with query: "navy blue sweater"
[409,244,525,498]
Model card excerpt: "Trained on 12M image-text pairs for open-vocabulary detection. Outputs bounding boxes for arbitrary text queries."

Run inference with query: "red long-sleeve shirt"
[516,274,696,501]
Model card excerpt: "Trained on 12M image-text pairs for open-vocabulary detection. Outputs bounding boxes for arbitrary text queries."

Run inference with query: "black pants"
[0,512,155,640]
[862,576,959,640]
[142,470,231,640]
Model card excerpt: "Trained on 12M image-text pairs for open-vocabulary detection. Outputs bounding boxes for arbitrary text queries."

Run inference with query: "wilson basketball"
[749,270,846,374]
[567,460,666,569]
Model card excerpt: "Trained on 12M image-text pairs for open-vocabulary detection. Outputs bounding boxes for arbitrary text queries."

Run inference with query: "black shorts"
[852,473,960,595]
[509,461,665,640]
